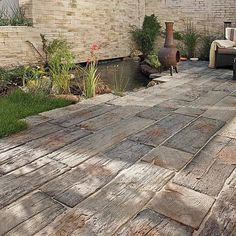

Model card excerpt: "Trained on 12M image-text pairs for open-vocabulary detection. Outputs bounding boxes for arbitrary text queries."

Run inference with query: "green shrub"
[145,53,161,70]
[47,39,75,94]
[132,14,161,58]
[0,66,25,85]
[23,66,51,93]
[0,6,32,26]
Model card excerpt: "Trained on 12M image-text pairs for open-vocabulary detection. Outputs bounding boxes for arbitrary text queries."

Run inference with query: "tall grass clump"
[111,64,129,96]
[175,22,200,58]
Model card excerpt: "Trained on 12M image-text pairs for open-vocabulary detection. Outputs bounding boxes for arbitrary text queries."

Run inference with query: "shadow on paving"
[0,61,235,235]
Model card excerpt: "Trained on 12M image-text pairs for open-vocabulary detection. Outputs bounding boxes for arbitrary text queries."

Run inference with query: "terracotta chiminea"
[158,22,180,76]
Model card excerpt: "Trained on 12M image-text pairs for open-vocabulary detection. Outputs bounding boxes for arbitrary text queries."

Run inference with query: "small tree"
[132,14,161,58]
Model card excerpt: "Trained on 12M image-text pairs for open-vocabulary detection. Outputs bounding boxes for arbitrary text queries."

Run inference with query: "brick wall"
[0,0,145,67]
[0,0,235,67]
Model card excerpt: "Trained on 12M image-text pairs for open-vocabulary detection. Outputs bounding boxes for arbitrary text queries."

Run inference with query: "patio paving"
[0,61,236,235]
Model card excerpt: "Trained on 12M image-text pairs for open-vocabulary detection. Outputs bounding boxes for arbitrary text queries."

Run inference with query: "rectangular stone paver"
[79,105,146,131]
[41,140,152,207]
[220,116,236,139]
[173,135,235,197]
[0,158,69,209]
[217,138,236,165]
[198,170,236,236]
[51,104,117,127]
[48,116,155,167]
[0,123,61,153]
[165,117,225,154]
[159,99,189,110]
[202,95,236,122]
[142,146,193,171]
[174,106,206,117]
[36,163,174,236]
[129,114,195,147]
[117,209,193,236]
[147,183,215,229]
[0,192,66,236]
[0,128,90,174]
[190,91,228,107]
[136,105,175,121]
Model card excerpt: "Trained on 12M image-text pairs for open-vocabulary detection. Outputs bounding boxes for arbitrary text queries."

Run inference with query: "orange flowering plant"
[80,43,100,98]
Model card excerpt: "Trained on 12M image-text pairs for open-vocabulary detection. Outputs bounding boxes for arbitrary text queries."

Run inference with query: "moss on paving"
[0,90,72,138]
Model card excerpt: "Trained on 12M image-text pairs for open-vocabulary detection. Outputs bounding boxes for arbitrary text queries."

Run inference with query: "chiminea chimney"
[158,22,180,76]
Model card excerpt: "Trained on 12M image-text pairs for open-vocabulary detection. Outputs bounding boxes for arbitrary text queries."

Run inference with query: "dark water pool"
[98,59,149,91]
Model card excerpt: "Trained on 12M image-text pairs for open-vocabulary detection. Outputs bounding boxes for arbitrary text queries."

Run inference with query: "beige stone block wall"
[0,0,145,67]
[0,0,235,67]
[145,0,236,34]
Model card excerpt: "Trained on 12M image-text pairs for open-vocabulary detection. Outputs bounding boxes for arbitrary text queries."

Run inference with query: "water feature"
[98,59,149,91]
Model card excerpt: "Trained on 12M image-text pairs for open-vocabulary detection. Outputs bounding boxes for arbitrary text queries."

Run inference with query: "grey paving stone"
[0,192,66,236]
[220,116,236,139]
[117,209,193,236]
[0,158,69,209]
[173,135,235,197]
[165,117,225,154]
[198,171,236,236]
[22,115,51,127]
[202,95,236,122]
[79,105,146,131]
[159,99,190,110]
[0,123,61,153]
[41,140,152,207]
[0,127,90,174]
[174,106,206,117]
[130,114,194,147]
[137,105,174,121]
[217,138,236,165]
[48,116,155,167]
[147,183,215,229]
[36,163,174,236]
[51,104,117,127]
[142,145,193,171]
[190,91,228,107]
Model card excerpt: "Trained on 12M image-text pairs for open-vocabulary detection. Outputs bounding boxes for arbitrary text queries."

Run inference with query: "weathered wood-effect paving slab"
[117,209,194,236]
[165,117,225,155]
[0,122,61,153]
[0,62,236,235]
[173,135,235,197]
[130,114,195,147]
[41,140,152,207]
[202,95,236,122]
[51,104,117,128]
[36,163,174,236]
[0,192,66,236]
[147,183,215,229]
[197,170,236,236]
[79,105,146,131]
[0,127,91,174]
[142,145,193,171]
[0,158,69,209]
[48,116,154,167]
